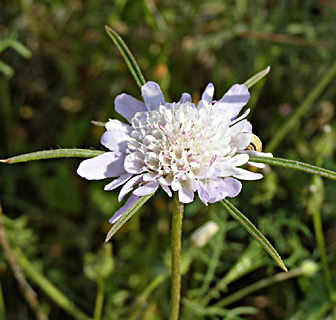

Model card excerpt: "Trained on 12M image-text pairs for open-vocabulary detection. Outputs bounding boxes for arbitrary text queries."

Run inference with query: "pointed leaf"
[249,155,336,181]
[220,199,287,272]
[105,193,154,242]
[243,66,270,89]
[0,149,104,164]
[105,26,146,88]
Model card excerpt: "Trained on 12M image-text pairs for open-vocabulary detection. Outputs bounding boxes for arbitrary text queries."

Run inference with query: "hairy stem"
[169,193,184,320]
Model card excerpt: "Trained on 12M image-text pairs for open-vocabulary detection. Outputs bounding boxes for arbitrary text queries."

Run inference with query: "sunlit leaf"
[243,66,270,89]
[105,26,146,88]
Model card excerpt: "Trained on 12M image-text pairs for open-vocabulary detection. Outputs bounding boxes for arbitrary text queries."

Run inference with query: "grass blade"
[105,26,146,88]
[243,66,270,89]
[220,199,287,272]
[105,193,154,241]
[0,149,104,164]
[249,155,336,181]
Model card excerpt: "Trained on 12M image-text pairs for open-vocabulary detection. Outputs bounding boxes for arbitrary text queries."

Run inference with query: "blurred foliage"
[1,0,336,319]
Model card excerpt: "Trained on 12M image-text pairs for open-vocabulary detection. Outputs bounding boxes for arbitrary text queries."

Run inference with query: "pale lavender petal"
[115,93,146,123]
[241,150,273,158]
[109,194,139,224]
[124,152,145,174]
[229,109,250,126]
[178,187,194,204]
[161,184,172,197]
[206,179,240,203]
[201,83,214,103]
[221,177,242,198]
[228,119,248,136]
[247,162,265,169]
[179,93,192,103]
[77,152,125,180]
[241,150,273,168]
[101,130,132,153]
[231,154,249,166]
[233,168,263,180]
[218,84,250,120]
[197,184,210,206]
[141,81,165,110]
[118,174,144,201]
[104,173,133,191]
[197,177,242,205]
[105,119,132,133]
[231,132,253,150]
[178,179,196,204]
[243,122,252,132]
[133,181,159,196]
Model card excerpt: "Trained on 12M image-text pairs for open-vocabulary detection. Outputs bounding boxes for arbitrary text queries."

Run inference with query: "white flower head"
[77,82,272,224]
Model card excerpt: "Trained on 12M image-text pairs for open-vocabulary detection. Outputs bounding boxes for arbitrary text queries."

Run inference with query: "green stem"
[310,174,333,298]
[312,202,332,293]
[249,155,336,181]
[1,148,104,164]
[169,193,183,320]
[213,267,304,309]
[14,250,91,320]
[265,60,336,152]
[93,278,104,320]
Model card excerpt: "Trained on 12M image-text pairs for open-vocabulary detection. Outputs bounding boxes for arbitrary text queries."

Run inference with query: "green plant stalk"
[213,267,303,309]
[249,155,336,181]
[266,60,336,152]
[1,149,104,164]
[169,193,184,320]
[14,250,91,320]
[93,278,104,320]
[310,174,333,298]
[312,202,333,296]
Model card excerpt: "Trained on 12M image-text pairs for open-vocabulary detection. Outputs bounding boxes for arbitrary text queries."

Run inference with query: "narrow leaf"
[105,193,154,242]
[105,26,146,88]
[220,199,287,272]
[243,66,270,89]
[1,149,104,164]
[249,155,336,181]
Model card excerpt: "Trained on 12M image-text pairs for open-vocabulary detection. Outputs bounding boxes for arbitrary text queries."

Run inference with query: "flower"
[77,81,272,224]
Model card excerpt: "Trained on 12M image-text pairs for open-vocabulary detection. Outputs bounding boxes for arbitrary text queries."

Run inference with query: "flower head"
[77,82,272,223]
